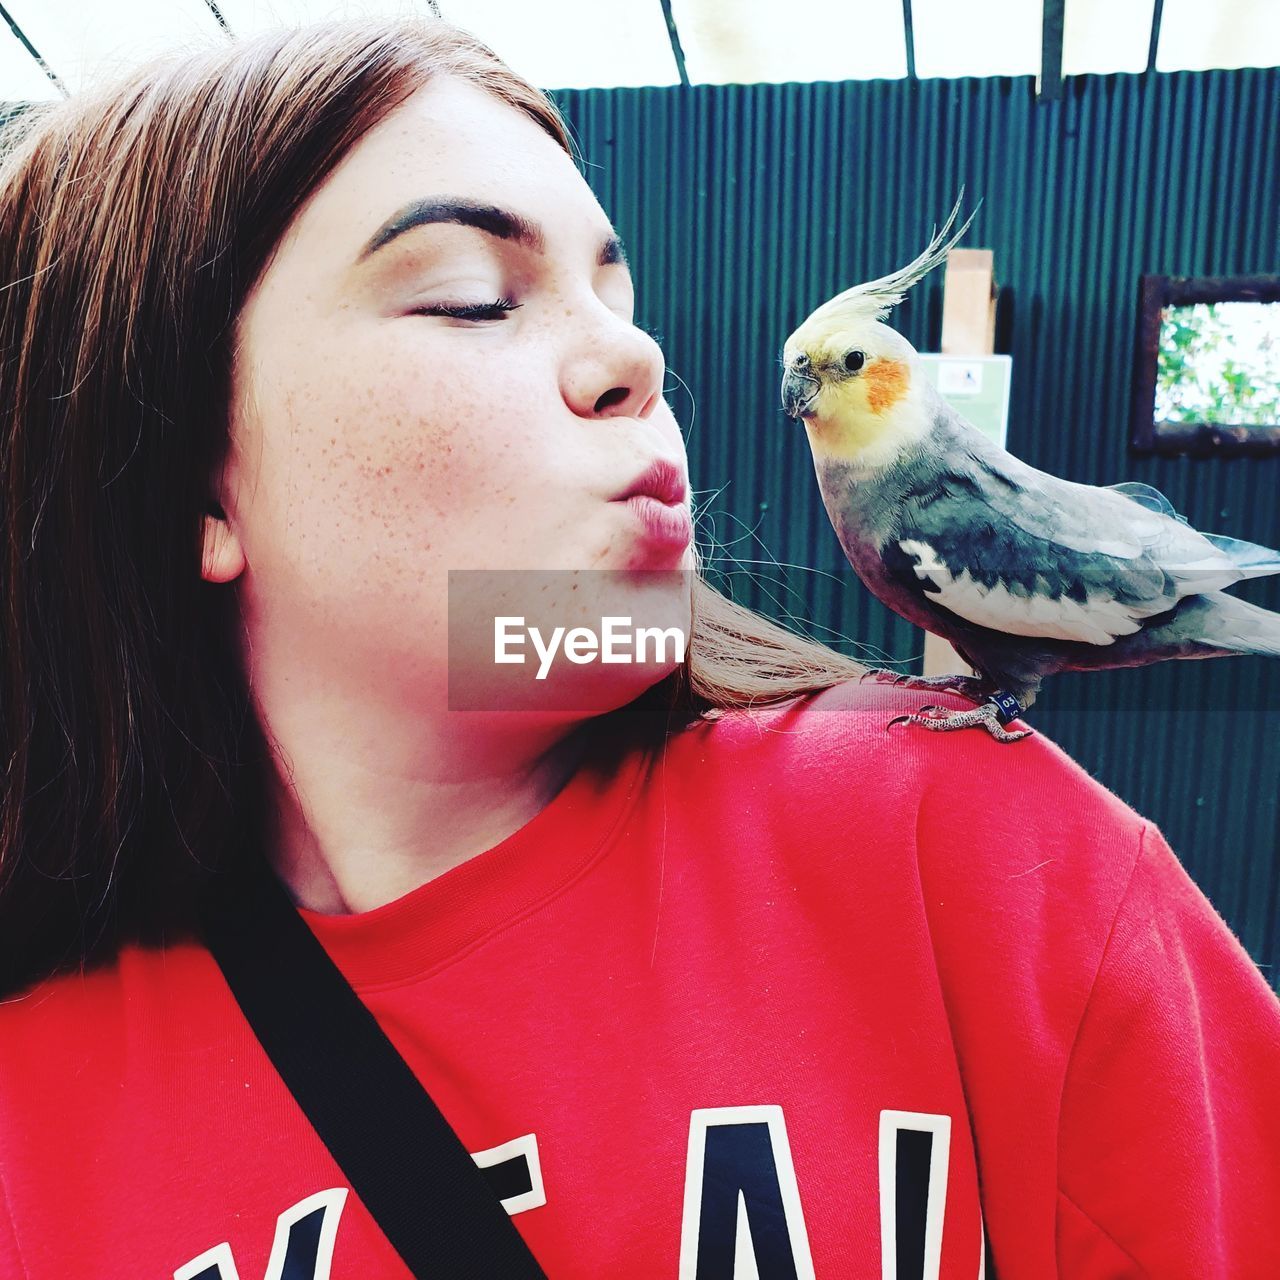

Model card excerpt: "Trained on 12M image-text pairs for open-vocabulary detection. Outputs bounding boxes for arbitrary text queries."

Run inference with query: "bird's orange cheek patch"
[864,358,909,414]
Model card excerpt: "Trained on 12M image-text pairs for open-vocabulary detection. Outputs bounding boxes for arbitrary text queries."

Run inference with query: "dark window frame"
[1130,273,1280,458]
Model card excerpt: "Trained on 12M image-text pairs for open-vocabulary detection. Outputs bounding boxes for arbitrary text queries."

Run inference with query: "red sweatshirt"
[0,678,1277,1279]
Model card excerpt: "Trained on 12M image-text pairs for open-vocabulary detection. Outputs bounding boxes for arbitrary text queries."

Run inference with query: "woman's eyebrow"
[354,197,628,270]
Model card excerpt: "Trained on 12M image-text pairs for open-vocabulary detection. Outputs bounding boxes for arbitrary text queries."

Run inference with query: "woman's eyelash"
[412,298,521,321]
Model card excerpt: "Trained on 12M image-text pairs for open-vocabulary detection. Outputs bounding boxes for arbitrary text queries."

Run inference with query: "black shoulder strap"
[200,853,548,1279]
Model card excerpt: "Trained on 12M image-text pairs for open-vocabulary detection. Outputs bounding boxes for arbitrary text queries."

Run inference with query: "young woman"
[0,17,1276,1279]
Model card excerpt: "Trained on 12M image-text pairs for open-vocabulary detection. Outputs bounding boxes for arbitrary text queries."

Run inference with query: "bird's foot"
[881,672,991,703]
[887,692,1033,743]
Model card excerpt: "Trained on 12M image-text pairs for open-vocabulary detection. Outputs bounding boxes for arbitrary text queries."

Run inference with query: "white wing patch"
[897,539,1152,645]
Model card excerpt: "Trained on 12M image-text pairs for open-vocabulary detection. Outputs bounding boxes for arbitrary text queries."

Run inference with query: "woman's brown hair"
[0,17,866,997]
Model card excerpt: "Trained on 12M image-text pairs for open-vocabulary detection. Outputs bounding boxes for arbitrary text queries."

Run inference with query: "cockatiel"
[781,202,1280,741]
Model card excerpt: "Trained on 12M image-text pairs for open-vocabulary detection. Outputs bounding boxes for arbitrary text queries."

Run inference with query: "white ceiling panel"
[214,0,420,36]
[912,0,1043,78]
[671,0,908,85]
[1157,0,1280,71]
[438,0,679,88]
[1,0,1279,103]
[1,0,225,98]
[1063,0,1155,75]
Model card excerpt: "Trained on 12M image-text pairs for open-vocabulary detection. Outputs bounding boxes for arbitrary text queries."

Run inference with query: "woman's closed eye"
[410,297,521,321]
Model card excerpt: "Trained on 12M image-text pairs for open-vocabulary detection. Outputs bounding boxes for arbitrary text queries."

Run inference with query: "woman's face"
[211,76,692,710]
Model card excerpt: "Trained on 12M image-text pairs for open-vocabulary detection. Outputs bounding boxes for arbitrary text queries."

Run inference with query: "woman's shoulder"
[677,674,1149,934]
[686,675,1165,1051]
[0,941,224,1092]
[689,674,1144,833]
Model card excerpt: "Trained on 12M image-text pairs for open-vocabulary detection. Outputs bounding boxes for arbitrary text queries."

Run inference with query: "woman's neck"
[261,703,593,915]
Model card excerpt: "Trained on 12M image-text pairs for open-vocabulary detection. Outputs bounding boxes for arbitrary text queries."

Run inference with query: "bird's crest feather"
[802,191,980,331]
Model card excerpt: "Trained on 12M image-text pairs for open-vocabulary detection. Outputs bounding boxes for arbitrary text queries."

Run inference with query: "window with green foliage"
[1156,301,1280,427]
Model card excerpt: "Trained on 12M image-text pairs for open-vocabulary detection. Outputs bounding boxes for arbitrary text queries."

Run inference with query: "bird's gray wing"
[887,456,1245,646]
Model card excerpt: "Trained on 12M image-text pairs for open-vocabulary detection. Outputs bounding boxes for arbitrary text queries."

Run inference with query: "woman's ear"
[200,504,246,584]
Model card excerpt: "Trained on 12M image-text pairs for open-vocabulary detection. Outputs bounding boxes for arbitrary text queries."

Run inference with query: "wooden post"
[940,249,997,356]
[921,248,997,677]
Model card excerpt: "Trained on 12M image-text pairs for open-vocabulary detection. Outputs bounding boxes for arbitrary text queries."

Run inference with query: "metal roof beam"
[1040,0,1065,99]
[658,0,690,87]
[202,1,234,38]
[0,1,65,97]
[1147,0,1165,72]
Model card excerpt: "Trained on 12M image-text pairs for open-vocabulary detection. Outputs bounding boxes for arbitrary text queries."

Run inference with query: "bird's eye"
[844,350,866,372]
[793,353,810,369]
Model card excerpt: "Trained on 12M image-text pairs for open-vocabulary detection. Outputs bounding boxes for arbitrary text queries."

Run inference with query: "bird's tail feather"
[1201,533,1280,580]
[1197,591,1280,657]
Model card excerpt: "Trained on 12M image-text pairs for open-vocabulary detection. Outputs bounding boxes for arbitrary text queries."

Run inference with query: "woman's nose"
[560,311,666,421]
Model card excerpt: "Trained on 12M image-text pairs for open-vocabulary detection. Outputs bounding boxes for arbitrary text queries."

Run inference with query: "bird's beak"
[781,367,821,420]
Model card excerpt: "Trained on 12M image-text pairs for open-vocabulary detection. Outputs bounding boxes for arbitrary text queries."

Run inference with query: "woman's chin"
[448,655,681,716]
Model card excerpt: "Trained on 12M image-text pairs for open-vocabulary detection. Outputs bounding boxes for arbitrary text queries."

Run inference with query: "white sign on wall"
[918,354,1012,448]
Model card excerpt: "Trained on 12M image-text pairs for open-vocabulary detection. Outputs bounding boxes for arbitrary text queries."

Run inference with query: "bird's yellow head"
[780,197,977,470]
[781,317,921,467]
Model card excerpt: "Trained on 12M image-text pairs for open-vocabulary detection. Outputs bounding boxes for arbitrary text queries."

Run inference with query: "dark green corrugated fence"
[555,70,1280,986]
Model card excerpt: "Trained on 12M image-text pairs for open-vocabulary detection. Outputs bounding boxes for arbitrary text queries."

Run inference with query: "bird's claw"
[884,672,990,702]
[886,699,1033,743]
